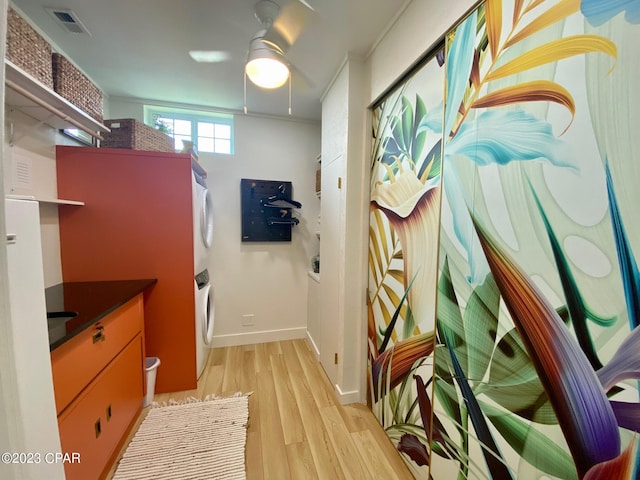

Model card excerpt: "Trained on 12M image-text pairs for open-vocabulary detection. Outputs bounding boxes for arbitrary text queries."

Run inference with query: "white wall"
[319,56,370,403]
[3,109,92,287]
[203,114,321,346]
[2,3,64,478]
[0,0,17,468]
[367,0,478,105]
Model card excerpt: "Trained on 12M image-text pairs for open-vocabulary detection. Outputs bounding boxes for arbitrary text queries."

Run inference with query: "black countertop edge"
[46,279,157,351]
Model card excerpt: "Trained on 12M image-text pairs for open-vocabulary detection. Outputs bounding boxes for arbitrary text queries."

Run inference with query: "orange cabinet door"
[51,295,143,414]
[57,336,144,480]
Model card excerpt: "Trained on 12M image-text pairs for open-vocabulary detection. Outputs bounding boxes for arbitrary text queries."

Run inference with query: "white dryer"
[192,169,214,275]
[195,269,215,379]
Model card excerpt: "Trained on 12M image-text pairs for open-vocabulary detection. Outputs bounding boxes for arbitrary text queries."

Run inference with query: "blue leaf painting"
[442,164,490,285]
[444,10,477,138]
[417,101,444,135]
[581,0,640,26]
[447,110,577,169]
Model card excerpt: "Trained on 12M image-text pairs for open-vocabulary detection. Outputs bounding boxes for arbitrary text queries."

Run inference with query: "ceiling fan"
[189,0,314,89]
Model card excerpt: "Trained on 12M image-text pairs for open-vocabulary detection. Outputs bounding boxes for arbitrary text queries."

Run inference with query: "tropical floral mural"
[368,0,640,478]
[368,49,444,478]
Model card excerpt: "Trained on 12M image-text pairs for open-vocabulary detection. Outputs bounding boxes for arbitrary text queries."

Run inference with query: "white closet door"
[319,154,345,385]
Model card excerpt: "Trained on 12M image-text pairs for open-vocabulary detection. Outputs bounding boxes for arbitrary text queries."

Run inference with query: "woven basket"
[315,169,321,193]
[101,119,175,152]
[6,8,53,88]
[52,53,103,122]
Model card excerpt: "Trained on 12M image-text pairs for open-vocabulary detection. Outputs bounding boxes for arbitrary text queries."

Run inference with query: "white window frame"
[144,106,234,155]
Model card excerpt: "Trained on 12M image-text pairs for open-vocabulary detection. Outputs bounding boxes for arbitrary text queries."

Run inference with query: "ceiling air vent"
[45,8,91,35]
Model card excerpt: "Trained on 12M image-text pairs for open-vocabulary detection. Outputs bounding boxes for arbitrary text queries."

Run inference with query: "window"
[144,106,234,154]
[61,128,96,146]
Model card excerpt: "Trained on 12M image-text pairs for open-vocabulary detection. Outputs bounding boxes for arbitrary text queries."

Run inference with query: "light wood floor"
[107,339,413,479]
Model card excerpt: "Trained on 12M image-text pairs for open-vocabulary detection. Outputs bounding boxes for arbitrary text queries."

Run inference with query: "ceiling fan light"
[245,38,289,89]
[246,57,289,88]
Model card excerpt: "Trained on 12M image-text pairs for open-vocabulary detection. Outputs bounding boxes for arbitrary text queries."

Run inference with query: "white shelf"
[38,198,84,206]
[5,194,83,206]
[4,59,109,140]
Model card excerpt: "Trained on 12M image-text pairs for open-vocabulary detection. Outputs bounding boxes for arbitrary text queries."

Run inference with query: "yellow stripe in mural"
[487,35,617,81]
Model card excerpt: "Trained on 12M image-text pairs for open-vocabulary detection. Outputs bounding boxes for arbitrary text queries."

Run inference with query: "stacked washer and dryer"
[192,165,215,378]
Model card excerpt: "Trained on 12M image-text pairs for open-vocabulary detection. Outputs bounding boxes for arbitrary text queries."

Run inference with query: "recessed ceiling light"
[188,50,232,63]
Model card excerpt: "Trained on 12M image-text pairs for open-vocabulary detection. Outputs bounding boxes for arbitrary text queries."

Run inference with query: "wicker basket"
[315,168,321,193]
[101,119,175,152]
[52,53,103,122]
[6,8,53,89]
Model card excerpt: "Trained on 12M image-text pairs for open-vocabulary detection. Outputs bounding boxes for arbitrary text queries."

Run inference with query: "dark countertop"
[46,279,157,351]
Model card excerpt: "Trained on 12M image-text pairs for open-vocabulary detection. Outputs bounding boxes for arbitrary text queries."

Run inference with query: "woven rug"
[113,394,250,480]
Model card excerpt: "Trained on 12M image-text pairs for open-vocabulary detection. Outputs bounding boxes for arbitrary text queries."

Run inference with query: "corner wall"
[201,115,320,346]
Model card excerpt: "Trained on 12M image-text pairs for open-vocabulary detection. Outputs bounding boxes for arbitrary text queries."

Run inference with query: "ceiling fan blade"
[265,1,310,51]
[296,0,315,12]
[188,50,232,63]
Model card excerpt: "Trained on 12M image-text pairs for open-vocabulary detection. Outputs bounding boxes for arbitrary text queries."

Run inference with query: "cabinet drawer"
[51,294,143,414]
[58,335,144,480]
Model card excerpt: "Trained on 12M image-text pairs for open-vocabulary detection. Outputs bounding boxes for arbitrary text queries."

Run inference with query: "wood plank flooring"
[107,339,413,479]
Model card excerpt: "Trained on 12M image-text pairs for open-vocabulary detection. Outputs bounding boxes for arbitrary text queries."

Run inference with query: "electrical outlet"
[242,314,254,326]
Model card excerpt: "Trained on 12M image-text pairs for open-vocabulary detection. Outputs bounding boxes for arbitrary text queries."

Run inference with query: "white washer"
[192,169,214,275]
[195,269,215,379]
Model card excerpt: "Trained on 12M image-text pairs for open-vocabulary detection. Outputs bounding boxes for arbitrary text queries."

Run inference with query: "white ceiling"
[11,0,409,121]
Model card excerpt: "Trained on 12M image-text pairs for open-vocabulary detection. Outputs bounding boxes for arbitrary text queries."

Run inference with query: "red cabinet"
[56,145,197,393]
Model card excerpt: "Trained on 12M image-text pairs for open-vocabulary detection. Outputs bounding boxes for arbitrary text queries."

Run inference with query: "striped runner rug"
[113,394,250,480]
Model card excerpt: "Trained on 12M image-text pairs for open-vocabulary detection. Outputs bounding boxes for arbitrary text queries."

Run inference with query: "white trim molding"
[306,330,321,360]
[334,384,362,405]
[211,327,307,348]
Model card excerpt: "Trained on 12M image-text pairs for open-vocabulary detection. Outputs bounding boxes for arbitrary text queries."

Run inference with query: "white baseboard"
[334,384,362,404]
[306,331,321,360]
[210,327,307,348]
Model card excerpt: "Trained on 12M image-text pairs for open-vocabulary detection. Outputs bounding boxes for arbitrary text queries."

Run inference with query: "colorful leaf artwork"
[431,0,640,478]
[368,46,445,478]
[368,0,640,478]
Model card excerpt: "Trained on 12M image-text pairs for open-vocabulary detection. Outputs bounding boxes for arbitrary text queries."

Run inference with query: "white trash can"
[143,357,161,407]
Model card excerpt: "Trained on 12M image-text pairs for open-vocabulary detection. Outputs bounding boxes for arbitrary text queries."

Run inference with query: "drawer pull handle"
[95,418,101,438]
[93,326,106,344]
[106,404,112,421]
